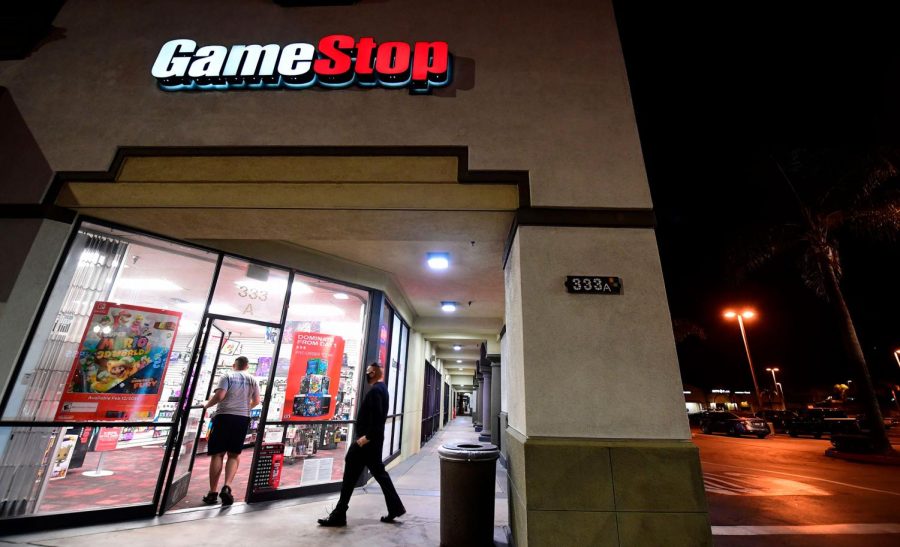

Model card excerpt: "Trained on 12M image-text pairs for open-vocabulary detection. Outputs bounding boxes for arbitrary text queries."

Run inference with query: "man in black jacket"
[318,362,406,526]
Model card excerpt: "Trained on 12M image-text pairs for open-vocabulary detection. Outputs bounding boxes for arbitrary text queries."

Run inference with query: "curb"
[824,448,900,466]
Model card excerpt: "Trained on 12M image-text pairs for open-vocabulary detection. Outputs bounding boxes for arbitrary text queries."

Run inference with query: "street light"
[724,308,763,411]
[765,367,785,410]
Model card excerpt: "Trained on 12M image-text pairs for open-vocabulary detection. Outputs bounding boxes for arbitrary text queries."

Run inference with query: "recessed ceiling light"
[453,344,462,351]
[456,359,462,363]
[333,292,349,300]
[441,301,457,313]
[427,252,450,270]
[458,368,463,371]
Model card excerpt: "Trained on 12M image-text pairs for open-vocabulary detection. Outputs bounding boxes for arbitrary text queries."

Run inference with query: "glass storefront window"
[4,224,217,422]
[0,218,385,521]
[264,422,353,489]
[386,314,401,412]
[0,223,218,518]
[209,256,289,324]
[252,272,368,494]
[392,417,402,454]
[0,425,169,518]
[375,301,410,461]
[382,418,394,461]
[394,324,408,415]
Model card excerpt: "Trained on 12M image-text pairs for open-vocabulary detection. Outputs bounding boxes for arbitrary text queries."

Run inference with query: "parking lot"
[695,426,900,546]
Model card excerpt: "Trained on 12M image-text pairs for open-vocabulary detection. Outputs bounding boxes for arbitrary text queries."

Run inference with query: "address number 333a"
[564,276,622,294]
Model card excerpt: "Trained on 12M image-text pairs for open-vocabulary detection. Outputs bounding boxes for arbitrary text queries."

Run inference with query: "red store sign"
[152,35,452,93]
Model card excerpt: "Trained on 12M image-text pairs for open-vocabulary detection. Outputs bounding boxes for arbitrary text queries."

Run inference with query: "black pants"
[336,441,404,515]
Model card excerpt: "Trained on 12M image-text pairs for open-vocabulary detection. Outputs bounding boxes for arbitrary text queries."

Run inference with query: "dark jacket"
[355,381,389,443]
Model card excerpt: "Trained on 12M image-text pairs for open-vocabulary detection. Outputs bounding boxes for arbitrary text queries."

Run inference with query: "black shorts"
[207,414,251,455]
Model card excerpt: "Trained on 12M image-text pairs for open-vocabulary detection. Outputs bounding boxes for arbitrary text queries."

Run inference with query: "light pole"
[724,308,763,411]
[765,367,785,410]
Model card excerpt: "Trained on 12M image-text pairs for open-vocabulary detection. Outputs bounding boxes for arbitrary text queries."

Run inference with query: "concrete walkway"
[1,417,508,546]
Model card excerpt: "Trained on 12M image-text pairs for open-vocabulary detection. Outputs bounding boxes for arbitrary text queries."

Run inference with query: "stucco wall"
[0,0,649,209]
[517,226,690,440]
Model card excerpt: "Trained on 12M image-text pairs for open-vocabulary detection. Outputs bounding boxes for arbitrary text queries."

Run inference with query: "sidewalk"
[1,417,508,546]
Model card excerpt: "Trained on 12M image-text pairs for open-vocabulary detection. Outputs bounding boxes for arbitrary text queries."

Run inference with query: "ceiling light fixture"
[427,252,450,270]
[453,344,462,351]
[441,301,457,313]
[333,293,349,300]
[456,359,462,363]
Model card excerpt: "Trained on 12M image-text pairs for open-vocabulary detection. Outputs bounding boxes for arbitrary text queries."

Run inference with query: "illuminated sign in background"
[152,35,452,93]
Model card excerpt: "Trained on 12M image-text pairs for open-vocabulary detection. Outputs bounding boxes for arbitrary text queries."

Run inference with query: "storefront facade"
[1,1,711,544]
[0,217,413,525]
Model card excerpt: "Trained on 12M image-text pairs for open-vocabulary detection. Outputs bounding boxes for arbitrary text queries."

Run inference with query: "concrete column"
[473,373,483,430]
[478,366,492,442]
[490,360,501,448]
[503,226,711,546]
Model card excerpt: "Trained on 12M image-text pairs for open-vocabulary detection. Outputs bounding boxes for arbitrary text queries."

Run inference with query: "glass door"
[160,318,224,512]
[161,316,280,512]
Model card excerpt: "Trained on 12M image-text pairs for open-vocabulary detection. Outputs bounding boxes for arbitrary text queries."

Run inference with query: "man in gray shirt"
[202,355,260,505]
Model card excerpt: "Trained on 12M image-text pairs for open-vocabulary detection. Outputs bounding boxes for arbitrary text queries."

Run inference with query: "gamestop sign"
[151,35,451,93]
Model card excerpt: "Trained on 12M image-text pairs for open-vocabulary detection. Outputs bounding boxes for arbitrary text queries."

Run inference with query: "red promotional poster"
[377,323,389,368]
[94,428,121,451]
[55,301,181,422]
[282,332,345,421]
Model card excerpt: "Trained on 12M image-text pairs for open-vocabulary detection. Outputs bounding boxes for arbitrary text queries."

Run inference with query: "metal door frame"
[158,316,225,513]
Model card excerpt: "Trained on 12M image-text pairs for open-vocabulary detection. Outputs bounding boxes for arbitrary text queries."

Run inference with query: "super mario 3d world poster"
[55,301,181,421]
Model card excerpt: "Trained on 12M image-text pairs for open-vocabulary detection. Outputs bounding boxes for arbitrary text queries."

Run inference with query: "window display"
[0,224,217,519]
[0,219,405,526]
[251,273,368,493]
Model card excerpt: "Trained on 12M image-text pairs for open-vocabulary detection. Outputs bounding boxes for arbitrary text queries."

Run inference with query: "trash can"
[439,441,500,547]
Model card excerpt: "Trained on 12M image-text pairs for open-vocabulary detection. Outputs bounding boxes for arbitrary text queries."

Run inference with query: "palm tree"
[740,147,899,453]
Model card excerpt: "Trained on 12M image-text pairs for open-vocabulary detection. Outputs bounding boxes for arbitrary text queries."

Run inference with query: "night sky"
[614,3,900,398]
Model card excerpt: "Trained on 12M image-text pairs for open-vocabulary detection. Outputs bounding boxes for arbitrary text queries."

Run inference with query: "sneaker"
[317,508,347,527]
[219,485,234,506]
[380,507,407,523]
[201,491,218,504]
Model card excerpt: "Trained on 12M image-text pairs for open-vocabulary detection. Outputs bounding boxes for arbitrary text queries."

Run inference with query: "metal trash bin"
[439,441,500,547]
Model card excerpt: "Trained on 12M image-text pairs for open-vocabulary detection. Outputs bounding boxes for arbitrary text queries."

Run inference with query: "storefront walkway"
[1,417,509,546]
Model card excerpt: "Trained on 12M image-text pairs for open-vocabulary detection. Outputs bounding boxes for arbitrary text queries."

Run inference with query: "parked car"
[754,410,797,433]
[785,408,856,438]
[854,413,897,432]
[700,411,770,438]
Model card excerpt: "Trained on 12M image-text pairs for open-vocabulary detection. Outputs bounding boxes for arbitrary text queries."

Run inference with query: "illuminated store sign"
[151,35,451,93]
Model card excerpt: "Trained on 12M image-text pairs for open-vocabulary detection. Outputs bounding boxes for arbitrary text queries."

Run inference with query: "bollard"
[438,441,500,547]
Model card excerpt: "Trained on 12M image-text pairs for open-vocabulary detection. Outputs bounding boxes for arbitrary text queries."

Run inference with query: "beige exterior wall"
[0,220,74,393]
[0,0,649,210]
[516,225,689,440]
